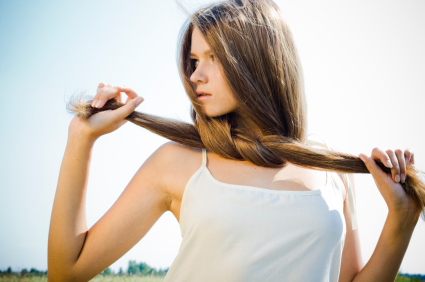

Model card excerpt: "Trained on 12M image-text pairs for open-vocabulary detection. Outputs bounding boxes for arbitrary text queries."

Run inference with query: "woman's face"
[189,26,239,117]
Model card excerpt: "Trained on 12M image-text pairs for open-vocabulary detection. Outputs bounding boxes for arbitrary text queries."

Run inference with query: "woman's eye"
[190,55,214,69]
[191,59,198,68]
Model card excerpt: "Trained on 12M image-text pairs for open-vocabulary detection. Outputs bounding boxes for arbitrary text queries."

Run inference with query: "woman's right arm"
[48,130,96,280]
[48,128,173,281]
[48,84,172,281]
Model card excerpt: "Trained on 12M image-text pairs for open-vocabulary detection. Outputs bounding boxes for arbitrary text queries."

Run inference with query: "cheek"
[213,72,226,90]
[212,64,224,79]
[211,65,235,103]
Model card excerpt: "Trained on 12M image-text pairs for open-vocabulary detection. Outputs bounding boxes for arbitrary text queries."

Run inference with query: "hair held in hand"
[66,0,425,220]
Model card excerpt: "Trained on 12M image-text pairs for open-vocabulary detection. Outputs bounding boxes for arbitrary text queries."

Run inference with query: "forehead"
[190,26,212,56]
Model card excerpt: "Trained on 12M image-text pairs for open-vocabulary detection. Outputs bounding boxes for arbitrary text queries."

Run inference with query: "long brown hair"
[67,0,425,219]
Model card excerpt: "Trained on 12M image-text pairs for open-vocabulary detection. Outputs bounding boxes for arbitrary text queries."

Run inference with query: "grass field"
[0,275,165,282]
[0,274,423,281]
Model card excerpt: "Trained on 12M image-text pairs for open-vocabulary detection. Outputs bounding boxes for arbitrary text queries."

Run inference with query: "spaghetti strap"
[305,134,357,230]
[202,148,207,168]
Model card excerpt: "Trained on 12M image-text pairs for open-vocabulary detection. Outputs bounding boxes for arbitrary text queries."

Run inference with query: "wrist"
[67,128,98,147]
[387,208,419,231]
[68,117,99,145]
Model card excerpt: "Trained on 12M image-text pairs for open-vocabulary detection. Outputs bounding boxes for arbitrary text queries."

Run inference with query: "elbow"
[48,270,86,282]
[48,243,84,281]
[47,259,81,282]
[47,272,79,282]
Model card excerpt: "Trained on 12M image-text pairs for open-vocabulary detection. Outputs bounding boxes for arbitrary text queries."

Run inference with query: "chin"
[204,110,233,118]
[201,104,239,118]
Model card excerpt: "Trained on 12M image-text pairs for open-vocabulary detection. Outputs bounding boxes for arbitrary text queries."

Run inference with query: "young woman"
[48,0,424,281]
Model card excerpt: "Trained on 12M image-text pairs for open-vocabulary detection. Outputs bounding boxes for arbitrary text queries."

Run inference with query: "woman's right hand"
[69,83,144,141]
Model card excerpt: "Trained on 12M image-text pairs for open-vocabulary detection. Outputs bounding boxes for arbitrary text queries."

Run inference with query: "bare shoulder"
[148,141,203,208]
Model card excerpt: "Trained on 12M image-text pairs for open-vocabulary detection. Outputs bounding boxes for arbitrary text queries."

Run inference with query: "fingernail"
[386,160,393,168]
[359,155,366,162]
[91,99,97,106]
[395,174,400,183]
[96,100,102,108]
[401,173,405,183]
[135,97,143,106]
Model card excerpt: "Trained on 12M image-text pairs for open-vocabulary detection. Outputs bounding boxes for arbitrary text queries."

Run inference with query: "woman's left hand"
[359,148,420,219]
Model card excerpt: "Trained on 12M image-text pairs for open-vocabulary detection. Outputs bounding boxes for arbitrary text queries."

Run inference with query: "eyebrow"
[189,49,212,57]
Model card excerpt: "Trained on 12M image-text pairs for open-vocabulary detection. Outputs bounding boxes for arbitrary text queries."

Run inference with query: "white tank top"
[163,146,356,282]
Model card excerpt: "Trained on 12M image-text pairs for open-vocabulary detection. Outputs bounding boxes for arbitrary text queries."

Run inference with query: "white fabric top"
[163,143,356,282]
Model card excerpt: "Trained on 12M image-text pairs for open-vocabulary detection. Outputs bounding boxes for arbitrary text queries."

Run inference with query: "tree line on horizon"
[0,263,423,281]
[0,260,169,277]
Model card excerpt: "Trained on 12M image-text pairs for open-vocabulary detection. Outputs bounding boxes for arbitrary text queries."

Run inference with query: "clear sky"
[0,0,424,275]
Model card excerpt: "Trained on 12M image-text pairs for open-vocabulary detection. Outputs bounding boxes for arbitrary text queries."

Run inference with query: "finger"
[91,92,101,107]
[93,90,107,108]
[92,83,107,107]
[91,98,97,107]
[124,96,133,105]
[112,96,144,122]
[386,149,400,183]
[359,153,388,181]
[115,91,122,103]
[404,148,414,164]
[91,95,102,107]
[116,86,138,99]
[93,85,120,108]
[395,149,406,183]
[371,147,393,168]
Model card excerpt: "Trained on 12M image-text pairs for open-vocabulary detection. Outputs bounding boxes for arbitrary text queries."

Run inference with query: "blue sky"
[0,0,424,274]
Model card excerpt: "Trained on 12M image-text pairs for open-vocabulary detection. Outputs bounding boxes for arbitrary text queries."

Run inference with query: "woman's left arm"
[349,148,420,282]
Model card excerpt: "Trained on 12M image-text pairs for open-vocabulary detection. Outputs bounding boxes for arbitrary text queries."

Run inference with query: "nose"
[189,64,208,84]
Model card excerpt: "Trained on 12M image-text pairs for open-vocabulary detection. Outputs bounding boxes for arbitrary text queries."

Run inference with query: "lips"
[196,90,212,97]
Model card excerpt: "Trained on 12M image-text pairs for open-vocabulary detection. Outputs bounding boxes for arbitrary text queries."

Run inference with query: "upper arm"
[71,142,175,281]
[338,173,364,282]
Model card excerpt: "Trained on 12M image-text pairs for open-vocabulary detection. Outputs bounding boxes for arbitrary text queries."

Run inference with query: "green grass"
[91,276,164,282]
[0,275,165,282]
[1,274,423,282]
